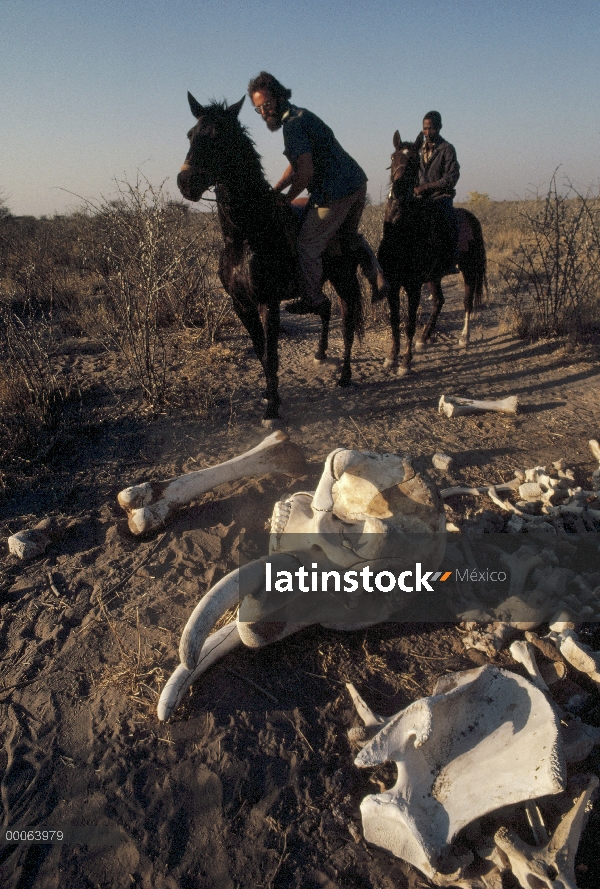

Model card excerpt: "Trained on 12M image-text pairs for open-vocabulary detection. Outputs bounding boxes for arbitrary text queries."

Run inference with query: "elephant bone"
[346,682,391,746]
[590,440,600,491]
[117,430,306,535]
[354,666,566,885]
[7,516,73,561]
[438,394,518,418]
[559,634,600,690]
[561,717,600,763]
[440,479,520,498]
[499,545,545,597]
[492,774,598,889]
[439,394,519,420]
[158,448,446,720]
[462,622,521,656]
[509,640,549,691]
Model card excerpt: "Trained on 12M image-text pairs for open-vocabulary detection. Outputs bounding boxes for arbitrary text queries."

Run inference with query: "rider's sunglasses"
[254,101,276,115]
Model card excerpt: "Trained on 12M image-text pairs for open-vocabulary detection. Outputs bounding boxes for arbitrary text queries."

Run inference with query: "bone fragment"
[518,482,544,501]
[432,452,453,472]
[463,622,519,656]
[560,635,600,690]
[438,394,518,418]
[493,774,598,889]
[538,660,566,686]
[118,431,307,535]
[488,487,548,522]
[525,631,565,663]
[440,479,520,498]
[509,640,549,691]
[500,546,544,598]
[7,516,67,561]
[347,682,391,746]
[347,683,387,729]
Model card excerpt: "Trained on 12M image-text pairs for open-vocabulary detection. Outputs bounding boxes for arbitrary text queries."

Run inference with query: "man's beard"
[266,116,283,131]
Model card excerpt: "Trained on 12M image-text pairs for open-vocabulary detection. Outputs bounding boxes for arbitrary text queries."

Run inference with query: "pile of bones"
[9,432,600,889]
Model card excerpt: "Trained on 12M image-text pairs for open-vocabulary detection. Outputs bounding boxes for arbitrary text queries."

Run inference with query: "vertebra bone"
[353,666,566,885]
[118,431,306,535]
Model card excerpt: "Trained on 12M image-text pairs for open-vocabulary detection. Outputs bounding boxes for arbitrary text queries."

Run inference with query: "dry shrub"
[0,297,82,488]
[498,176,600,340]
[78,174,234,404]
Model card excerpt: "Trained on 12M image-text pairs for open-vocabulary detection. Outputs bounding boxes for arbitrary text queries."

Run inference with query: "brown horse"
[177,94,368,425]
[377,131,487,376]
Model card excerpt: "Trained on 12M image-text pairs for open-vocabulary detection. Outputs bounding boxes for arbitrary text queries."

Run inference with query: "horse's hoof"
[337,375,352,388]
[397,365,412,378]
[261,417,285,429]
[313,353,326,365]
[414,339,425,353]
[383,357,398,371]
[459,336,469,349]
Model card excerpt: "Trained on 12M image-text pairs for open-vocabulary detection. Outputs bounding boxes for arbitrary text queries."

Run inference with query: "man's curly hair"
[247,72,292,104]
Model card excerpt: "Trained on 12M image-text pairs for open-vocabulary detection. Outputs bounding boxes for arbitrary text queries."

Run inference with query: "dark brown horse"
[377,131,487,376]
[177,94,367,425]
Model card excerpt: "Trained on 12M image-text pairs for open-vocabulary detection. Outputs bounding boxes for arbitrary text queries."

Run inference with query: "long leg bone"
[590,439,600,491]
[118,431,306,535]
[493,774,599,889]
[438,394,518,418]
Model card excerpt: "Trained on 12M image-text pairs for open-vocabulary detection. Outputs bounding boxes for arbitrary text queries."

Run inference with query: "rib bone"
[438,394,518,418]
[118,431,306,535]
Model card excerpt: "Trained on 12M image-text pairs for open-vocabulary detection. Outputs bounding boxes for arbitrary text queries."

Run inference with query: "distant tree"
[0,189,10,220]
[467,191,490,204]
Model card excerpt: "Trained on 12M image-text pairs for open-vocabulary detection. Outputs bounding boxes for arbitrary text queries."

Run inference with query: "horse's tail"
[461,209,487,311]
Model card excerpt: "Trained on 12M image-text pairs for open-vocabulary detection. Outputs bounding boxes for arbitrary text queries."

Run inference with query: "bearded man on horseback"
[414,111,460,278]
[249,71,386,313]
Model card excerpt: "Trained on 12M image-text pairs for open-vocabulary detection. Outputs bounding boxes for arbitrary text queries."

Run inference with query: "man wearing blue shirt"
[248,71,386,312]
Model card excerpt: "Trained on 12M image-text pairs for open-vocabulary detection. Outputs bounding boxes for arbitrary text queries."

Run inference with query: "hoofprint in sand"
[2,282,600,888]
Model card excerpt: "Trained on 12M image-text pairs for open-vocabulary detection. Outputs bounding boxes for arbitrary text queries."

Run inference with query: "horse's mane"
[203,99,270,196]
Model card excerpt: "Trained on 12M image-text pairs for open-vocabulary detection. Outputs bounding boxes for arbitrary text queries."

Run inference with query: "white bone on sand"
[117,431,307,535]
[438,394,518,418]
[8,518,59,562]
[353,665,566,885]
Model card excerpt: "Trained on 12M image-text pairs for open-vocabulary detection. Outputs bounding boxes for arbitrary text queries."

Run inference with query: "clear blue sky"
[1,0,599,216]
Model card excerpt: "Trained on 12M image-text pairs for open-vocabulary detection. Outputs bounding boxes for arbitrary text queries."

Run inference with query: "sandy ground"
[1,280,600,888]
